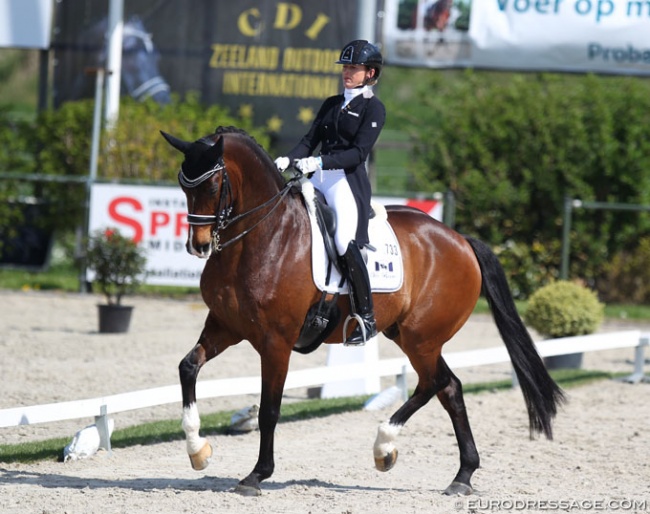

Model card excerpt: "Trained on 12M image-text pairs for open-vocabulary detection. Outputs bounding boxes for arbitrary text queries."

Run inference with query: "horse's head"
[79,15,170,104]
[161,131,227,258]
[120,17,171,103]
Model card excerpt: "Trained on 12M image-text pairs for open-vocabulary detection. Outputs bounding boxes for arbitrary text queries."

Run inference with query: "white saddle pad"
[301,181,404,294]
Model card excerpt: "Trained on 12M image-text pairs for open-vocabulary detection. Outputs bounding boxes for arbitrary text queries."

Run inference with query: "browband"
[178,159,225,188]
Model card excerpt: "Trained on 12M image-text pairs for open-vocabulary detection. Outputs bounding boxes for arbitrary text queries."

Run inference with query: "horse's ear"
[205,135,224,161]
[160,131,192,154]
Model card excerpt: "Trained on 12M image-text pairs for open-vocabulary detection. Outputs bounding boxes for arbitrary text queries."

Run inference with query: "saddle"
[293,181,342,354]
[312,188,341,276]
[292,179,403,354]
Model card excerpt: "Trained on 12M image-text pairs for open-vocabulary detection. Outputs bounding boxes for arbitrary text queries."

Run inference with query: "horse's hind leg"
[179,315,237,471]
[435,358,480,496]
[373,354,448,472]
[372,355,479,495]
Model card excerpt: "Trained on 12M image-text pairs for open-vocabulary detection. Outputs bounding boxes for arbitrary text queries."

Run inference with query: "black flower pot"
[98,304,134,333]
[544,352,583,370]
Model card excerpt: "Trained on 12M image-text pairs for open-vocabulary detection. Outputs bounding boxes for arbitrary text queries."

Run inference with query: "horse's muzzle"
[187,240,211,259]
[187,226,212,258]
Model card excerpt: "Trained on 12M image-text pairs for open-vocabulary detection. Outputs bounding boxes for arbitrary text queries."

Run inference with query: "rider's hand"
[274,156,290,172]
[295,156,322,174]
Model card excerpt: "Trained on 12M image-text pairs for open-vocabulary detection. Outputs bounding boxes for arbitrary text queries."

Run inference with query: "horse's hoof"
[188,441,213,470]
[375,448,398,472]
[234,483,262,497]
[235,475,262,497]
[444,481,473,496]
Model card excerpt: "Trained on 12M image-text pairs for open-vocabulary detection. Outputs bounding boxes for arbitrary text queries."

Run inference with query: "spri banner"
[89,183,205,287]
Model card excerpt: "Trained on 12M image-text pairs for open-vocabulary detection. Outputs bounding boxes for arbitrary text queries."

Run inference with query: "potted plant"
[86,227,147,333]
[523,281,604,369]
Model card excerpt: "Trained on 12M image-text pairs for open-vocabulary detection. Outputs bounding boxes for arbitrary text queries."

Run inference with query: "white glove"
[295,156,322,174]
[274,156,290,172]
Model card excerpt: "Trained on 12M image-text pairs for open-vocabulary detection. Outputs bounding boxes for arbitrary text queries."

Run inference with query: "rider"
[274,40,386,345]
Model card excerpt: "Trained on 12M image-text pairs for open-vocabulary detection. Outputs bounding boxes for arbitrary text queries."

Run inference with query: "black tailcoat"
[287,91,386,247]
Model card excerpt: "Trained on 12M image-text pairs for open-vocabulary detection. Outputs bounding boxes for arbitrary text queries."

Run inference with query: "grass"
[4,264,650,320]
[0,261,199,298]
[0,369,619,465]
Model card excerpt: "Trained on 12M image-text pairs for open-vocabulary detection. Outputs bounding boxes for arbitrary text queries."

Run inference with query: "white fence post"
[95,404,112,455]
[620,335,649,384]
[320,338,381,398]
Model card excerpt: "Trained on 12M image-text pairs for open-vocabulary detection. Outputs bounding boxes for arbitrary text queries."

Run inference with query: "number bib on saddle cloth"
[301,181,404,294]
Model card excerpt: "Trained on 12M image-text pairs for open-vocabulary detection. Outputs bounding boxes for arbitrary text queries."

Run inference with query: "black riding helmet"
[336,40,383,85]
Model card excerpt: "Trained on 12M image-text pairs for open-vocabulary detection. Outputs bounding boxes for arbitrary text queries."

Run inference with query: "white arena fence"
[0,331,647,449]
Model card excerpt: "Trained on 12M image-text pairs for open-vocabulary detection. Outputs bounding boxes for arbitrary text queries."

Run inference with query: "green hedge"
[0,94,271,240]
[393,70,650,298]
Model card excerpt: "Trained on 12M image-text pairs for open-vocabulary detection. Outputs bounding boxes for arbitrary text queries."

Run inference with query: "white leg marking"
[182,404,208,455]
[373,421,402,459]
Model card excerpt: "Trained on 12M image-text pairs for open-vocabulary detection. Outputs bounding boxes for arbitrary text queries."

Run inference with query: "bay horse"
[161,126,564,497]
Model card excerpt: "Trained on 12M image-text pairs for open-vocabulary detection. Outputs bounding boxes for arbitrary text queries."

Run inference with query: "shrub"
[493,239,560,299]
[86,228,147,305]
[523,281,604,338]
[0,94,272,253]
[99,93,270,181]
[598,236,650,304]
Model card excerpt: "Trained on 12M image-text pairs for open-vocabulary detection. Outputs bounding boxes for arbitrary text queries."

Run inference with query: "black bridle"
[179,159,297,252]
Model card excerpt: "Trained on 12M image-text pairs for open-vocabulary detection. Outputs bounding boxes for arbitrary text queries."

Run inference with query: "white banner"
[470,0,650,75]
[89,184,443,288]
[0,0,53,49]
[382,0,650,76]
[89,183,205,288]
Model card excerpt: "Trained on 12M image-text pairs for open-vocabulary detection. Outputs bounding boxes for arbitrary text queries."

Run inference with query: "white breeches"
[310,168,358,255]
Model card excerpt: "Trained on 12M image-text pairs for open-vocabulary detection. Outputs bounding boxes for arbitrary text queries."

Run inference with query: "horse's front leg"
[235,340,292,496]
[180,315,237,471]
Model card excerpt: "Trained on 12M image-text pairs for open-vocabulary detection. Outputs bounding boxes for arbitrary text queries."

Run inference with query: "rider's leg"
[340,241,377,344]
[310,170,376,344]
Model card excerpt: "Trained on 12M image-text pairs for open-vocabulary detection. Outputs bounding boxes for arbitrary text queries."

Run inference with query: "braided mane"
[213,125,275,170]
[215,125,264,150]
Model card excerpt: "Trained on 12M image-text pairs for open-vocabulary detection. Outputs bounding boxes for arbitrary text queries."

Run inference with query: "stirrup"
[342,314,374,346]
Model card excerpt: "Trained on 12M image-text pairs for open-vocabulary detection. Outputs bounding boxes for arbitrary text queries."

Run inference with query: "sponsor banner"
[0,0,53,49]
[382,0,473,68]
[382,0,650,76]
[470,0,650,75]
[89,184,443,287]
[52,1,357,152]
[89,183,204,287]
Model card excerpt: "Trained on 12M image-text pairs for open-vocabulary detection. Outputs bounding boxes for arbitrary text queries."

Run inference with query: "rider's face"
[341,64,373,89]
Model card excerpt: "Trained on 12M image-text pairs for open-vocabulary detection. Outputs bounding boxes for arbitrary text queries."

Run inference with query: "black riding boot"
[341,241,377,345]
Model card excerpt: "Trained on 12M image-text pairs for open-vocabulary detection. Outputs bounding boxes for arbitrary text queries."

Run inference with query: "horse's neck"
[227,155,305,240]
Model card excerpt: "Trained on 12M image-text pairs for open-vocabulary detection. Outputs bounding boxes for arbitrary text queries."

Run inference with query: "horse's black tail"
[465,236,566,439]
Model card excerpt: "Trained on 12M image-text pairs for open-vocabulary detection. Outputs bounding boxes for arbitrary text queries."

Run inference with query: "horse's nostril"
[186,241,211,257]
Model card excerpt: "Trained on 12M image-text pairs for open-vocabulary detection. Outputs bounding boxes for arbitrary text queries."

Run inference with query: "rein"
[180,162,298,252]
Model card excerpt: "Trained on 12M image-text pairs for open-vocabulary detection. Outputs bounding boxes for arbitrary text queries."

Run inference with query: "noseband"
[179,145,296,252]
